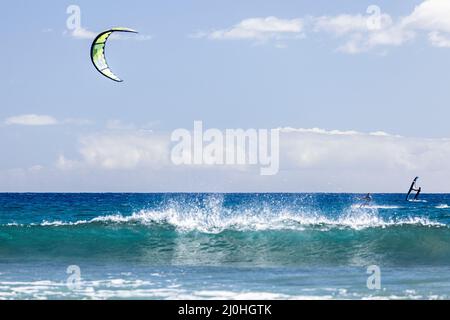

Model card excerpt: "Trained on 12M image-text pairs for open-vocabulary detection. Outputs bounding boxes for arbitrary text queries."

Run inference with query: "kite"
[90,27,138,82]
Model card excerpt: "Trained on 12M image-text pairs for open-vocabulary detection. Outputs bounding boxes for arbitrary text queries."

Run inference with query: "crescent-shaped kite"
[90,27,138,82]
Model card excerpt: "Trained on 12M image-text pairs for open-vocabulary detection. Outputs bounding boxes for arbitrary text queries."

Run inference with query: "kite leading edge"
[90,27,138,82]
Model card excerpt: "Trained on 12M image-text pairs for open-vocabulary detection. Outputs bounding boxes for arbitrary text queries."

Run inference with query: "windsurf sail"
[414,187,422,200]
[90,27,138,82]
[406,176,419,200]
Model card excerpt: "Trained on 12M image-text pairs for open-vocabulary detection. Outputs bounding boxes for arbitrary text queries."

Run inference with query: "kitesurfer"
[360,193,372,208]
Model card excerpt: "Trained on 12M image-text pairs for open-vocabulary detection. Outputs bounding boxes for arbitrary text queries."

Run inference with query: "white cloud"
[402,0,450,33]
[367,26,414,47]
[315,0,450,53]
[278,127,361,136]
[314,14,371,35]
[399,0,450,48]
[195,16,304,43]
[56,155,78,171]
[279,127,400,138]
[66,27,152,41]
[106,119,136,131]
[76,132,170,170]
[279,129,421,171]
[3,114,92,127]
[428,31,450,47]
[69,27,97,40]
[63,118,94,126]
[28,165,44,173]
[336,34,367,54]
[4,114,58,126]
[132,34,153,41]
[314,12,414,54]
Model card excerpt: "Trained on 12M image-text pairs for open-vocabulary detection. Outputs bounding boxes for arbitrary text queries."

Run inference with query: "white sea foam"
[436,204,450,209]
[5,222,21,226]
[351,204,401,210]
[8,206,443,233]
[0,279,446,300]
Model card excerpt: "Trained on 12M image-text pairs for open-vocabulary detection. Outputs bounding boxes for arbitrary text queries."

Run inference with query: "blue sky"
[2,0,450,192]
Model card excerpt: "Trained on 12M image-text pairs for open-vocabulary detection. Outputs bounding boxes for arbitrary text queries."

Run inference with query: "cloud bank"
[194,0,450,52]
[67,27,152,41]
[4,114,58,126]
[2,126,446,192]
[3,114,92,127]
[193,16,304,42]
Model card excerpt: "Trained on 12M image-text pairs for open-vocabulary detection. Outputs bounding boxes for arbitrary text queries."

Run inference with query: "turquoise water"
[0,193,449,299]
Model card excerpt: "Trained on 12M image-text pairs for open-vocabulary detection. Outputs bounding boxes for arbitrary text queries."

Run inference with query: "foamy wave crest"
[351,204,401,210]
[436,204,450,209]
[20,204,444,233]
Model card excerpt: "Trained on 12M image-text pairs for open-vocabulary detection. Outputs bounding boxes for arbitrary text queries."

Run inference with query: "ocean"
[0,193,449,299]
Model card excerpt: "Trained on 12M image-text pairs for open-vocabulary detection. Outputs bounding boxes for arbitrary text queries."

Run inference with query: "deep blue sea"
[0,193,449,299]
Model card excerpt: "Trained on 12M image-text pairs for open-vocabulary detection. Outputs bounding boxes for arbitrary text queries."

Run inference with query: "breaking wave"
[5,205,444,233]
